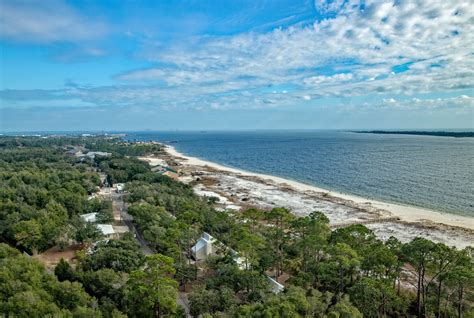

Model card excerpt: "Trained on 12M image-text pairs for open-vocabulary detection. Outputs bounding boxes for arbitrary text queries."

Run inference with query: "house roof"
[97,224,116,236]
[113,225,130,234]
[85,151,111,158]
[80,212,97,223]
[192,232,217,255]
[192,239,207,254]
[267,276,285,293]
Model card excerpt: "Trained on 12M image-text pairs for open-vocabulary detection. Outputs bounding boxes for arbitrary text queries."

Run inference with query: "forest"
[0,135,473,317]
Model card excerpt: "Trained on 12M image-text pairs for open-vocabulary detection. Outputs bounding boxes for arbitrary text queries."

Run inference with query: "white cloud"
[383,98,397,104]
[112,0,473,110]
[2,0,473,112]
[0,0,108,43]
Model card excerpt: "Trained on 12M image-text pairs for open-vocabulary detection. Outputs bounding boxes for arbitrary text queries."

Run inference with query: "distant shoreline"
[352,130,474,138]
[163,145,474,232]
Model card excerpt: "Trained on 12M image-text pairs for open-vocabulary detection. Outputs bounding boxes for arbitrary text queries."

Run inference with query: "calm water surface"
[126,131,474,216]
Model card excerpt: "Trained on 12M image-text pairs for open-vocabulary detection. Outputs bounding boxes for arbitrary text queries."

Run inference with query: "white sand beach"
[145,145,474,248]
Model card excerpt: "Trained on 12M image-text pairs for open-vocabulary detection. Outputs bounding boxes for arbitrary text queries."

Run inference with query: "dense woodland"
[0,136,473,317]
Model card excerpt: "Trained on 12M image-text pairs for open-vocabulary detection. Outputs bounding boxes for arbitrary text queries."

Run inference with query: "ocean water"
[126,131,474,216]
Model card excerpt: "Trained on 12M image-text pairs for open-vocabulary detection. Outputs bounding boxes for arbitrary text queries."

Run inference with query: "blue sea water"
[126,131,474,216]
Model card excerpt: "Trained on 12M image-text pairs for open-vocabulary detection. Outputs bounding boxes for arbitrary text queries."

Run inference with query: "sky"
[0,0,473,132]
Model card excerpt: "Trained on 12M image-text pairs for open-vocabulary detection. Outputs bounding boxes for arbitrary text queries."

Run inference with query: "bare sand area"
[142,145,474,248]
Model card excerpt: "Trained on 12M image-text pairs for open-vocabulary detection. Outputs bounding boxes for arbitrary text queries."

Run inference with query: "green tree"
[49,280,92,311]
[319,243,361,295]
[76,222,102,245]
[444,248,474,318]
[266,207,294,280]
[124,254,178,317]
[189,286,236,317]
[330,224,377,252]
[402,237,436,318]
[291,211,329,275]
[55,258,75,282]
[4,290,67,317]
[12,220,42,254]
[327,296,363,318]
[0,243,98,316]
[80,238,145,272]
[360,239,398,279]
[349,277,407,317]
[428,243,464,318]
[80,268,126,304]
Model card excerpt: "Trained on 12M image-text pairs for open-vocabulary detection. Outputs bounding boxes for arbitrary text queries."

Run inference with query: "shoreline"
[164,144,474,231]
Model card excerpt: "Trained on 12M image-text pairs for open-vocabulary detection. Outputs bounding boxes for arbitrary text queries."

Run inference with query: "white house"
[266,276,285,294]
[85,151,111,159]
[97,224,117,239]
[191,232,283,293]
[191,232,218,260]
[116,183,125,193]
[80,212,98,223]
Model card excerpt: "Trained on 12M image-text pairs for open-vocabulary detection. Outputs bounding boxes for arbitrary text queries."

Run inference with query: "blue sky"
[0,0,473,132]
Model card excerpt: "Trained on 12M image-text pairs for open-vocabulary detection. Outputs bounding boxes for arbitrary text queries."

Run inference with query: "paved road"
[110,192,155,255]
[127,218,154,255]
[108,188,190,313]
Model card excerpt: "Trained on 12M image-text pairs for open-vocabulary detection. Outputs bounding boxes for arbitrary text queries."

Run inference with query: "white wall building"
[267,276,285,294]
[116,183,125,193]
[192,232,218,260]
[97,224,117,239]
[80,212,98,223]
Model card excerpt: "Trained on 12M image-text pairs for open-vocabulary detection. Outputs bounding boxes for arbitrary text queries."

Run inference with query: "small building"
[67,148,82,156]
[97,224,117,239]
[151,165,167,173]
[116,183,125,193]
[85,151,111,159]
[80,212,98,223]
[267,276,285,294]
[192,232,218,260]
[113,225,130,237]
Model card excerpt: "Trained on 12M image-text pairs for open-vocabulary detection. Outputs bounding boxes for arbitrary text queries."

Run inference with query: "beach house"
[116,183,125,193]
[192,232,218,260]
[97,224,118,239]
[80,212,98,223]
[191,232,283,293]
[80,213,119,239]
